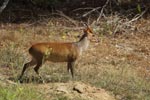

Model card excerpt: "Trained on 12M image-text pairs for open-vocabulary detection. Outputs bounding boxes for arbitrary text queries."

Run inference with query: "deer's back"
[29,42,79,62]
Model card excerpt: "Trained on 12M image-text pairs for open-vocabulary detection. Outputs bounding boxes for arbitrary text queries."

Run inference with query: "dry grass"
[0,16,150,100]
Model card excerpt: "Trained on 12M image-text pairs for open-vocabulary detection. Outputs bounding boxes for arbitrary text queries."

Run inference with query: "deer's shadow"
[8,75,72,84]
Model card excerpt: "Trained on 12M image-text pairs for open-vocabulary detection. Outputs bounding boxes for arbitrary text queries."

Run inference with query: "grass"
[0,17,150,100]
[0,84,43,100]
[0,42,24,66]
[73,57,150,100]
[93,65,150,100]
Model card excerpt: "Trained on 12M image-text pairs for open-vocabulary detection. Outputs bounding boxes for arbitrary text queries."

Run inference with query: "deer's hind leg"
[19,59,36,81]
[34,57,43,77]
[33,55,45,83]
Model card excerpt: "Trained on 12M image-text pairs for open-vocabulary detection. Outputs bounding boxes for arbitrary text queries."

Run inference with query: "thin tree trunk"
[0,0,10,14]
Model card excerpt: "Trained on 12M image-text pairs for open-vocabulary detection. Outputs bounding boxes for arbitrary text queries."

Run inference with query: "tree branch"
[96,0,110,23]
[0,0,10,14]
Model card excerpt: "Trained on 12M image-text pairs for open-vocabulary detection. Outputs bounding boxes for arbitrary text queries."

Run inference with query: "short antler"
[83,23,89,28]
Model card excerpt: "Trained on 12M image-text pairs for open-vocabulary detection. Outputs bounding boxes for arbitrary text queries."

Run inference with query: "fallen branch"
[125,8,148,24]
[113,9,147,35]
[73,7,94,12]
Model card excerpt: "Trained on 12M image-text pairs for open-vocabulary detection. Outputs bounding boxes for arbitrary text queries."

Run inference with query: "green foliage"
[137,4,142,13]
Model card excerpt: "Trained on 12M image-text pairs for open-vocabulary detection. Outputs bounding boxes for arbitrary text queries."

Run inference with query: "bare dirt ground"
[0,76,115,100]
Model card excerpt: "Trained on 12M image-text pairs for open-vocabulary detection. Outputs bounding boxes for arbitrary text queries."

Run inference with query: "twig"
[125,8,147,24]
[73,7,94,12]
[0,0,10,14]
[113,9,147,35]
[96,0,110,23]
[113,22,121,35]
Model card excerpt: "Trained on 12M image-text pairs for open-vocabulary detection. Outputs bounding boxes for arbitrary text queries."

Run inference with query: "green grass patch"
[0,85,43,100]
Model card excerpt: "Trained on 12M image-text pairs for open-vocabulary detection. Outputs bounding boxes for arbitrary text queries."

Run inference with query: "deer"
[18,23,97,82]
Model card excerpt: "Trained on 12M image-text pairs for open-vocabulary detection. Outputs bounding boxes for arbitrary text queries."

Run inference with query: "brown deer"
[19,24,96,81]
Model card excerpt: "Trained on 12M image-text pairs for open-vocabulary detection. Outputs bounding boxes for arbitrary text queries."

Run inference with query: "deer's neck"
[75,33,90,55]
